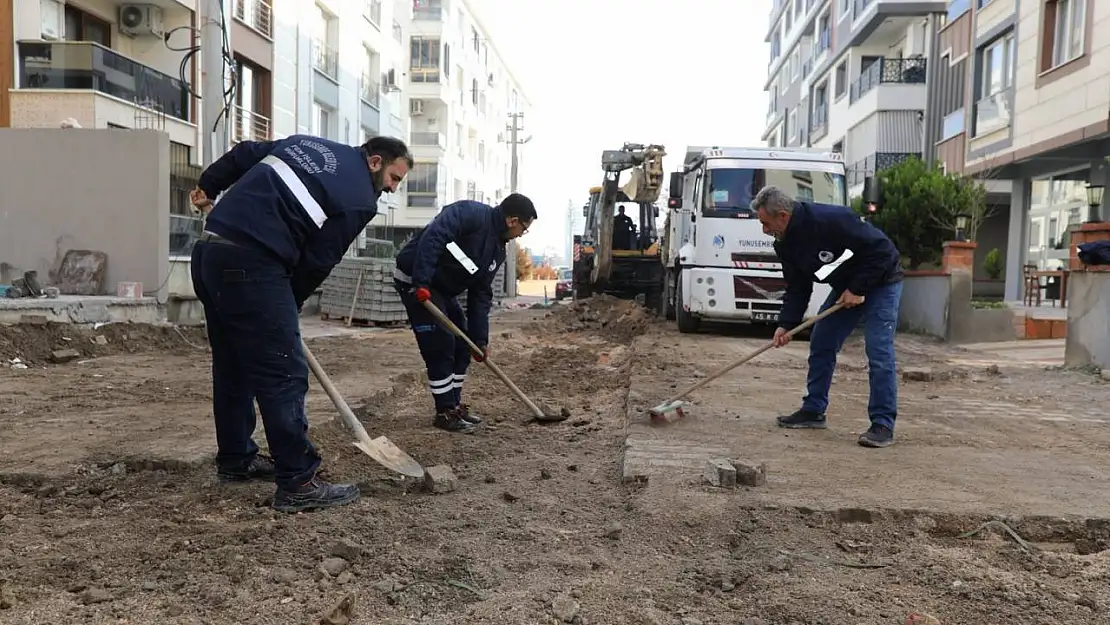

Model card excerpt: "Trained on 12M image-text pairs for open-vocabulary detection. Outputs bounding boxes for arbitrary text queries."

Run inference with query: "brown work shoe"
[458,403,483,424]
[433,407,478,434]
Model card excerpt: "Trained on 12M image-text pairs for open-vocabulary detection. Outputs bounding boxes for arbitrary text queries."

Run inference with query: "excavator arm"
[589,143,666,286]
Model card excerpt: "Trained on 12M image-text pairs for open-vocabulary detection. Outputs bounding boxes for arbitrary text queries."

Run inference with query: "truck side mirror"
[668,172,683,199]
[582,205,589,217]
[862,176,882,206]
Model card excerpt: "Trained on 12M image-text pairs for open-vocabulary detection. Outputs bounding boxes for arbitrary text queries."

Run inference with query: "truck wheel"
[644,287,663,316]
[675,280,700,334]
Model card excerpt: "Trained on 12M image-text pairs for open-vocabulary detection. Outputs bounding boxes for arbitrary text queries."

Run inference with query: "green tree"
[854,157,990,270]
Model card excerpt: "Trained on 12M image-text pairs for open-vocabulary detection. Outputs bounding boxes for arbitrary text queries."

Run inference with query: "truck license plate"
[752,311,779,323]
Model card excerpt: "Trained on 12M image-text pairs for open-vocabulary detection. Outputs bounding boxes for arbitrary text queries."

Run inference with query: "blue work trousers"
[802,281,902,430]
[191,240,320,488]
[395,282,473,412]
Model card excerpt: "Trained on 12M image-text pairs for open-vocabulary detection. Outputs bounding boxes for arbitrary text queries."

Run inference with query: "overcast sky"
[474,0,774,258]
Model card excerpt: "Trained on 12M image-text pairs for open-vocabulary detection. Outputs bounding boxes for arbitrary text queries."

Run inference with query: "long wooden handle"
[301,338,374,443]
[664,303,846,404]
[346,267,366,327]
[421,299,547,419]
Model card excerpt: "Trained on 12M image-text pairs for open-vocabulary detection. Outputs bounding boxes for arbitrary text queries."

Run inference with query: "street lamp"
[1086,184,1105,223]
[955,212,970,242]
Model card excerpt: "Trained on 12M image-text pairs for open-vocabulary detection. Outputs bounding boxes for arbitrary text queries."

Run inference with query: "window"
[64,5,110,46]
[1044,0,1085,69]
[812,82,828,129]
[312,102,331,138]
[979,32,1015,101]
[790,49,800,80]
[471,78,478,105]
[816,13,831,53]
[834,61,847,98]
[838,0,849,20]
[410,37,441,82]
[787,107,797,141]
[407,162,439,207]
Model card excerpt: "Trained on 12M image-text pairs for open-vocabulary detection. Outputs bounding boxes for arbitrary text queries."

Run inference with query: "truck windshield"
[703,168,847,218]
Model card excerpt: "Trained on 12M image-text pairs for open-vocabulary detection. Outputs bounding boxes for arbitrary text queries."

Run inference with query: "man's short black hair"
[361,135,415,168]
[498,193,537,222]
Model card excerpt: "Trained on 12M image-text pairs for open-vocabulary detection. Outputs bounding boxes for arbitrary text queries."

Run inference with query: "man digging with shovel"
[393,194,538,433]
[752,185,904,448]
[189,135,412,512]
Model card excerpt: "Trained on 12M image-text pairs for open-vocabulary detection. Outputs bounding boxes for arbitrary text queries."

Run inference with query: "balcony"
[232,106,271,143]
[410,132,446,148]
[847,152,920,186]
[17,40,189,122]
[947,0,971,20]
[312,40,338,80]
[360,74,381,108]
[973,89,1012,137]
[234,0,272,38]
[811,104,829,142]
[850,58,926,103]
[941,107,965,141]
[815,29,831,55]
[413,4,443,20]
[364,0,382,26]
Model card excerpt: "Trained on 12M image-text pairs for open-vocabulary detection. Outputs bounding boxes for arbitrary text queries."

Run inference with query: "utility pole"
[504,111,527,297]
[921,12,942,167]
[201,0,230,167]
[565,199,574,266]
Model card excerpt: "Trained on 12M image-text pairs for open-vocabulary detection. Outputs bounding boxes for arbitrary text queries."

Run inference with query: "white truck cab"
[660,147,848,333]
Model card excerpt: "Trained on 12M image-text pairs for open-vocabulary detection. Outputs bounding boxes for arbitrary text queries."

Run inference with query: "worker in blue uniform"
[751,185,904,448]
[188,135,412,512]
[393,194,538,433]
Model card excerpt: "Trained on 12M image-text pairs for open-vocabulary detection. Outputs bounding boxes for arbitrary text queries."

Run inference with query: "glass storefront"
[1028,175,1090,271]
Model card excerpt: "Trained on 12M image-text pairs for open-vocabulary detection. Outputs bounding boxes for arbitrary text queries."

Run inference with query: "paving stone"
[423,464,458,494]
[731,460,767,487]
[703,458,736,488]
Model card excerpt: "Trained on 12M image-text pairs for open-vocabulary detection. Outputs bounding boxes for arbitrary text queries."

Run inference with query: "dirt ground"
[1,299,1109,625]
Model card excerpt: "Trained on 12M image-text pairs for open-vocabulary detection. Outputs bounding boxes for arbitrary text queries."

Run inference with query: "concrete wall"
[0,129,170,302]
[1065,272,1110,369]
[899,273,950,338]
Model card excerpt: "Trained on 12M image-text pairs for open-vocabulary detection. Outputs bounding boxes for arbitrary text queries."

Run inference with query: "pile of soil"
[548,295,661,343]
[0,322,208,366]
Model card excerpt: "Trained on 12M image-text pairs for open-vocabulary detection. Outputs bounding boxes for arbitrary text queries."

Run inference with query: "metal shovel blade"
[353,435,425,478]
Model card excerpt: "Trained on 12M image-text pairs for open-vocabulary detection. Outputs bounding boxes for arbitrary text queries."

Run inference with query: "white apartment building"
[271,0,411,252]
[763,0,946,196]
[399,0,527,240]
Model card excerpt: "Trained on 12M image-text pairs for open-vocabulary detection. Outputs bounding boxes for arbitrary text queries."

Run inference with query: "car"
[555,269,573,300]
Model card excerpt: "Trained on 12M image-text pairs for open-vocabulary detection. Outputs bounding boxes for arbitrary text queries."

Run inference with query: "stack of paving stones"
[320,259,506,324]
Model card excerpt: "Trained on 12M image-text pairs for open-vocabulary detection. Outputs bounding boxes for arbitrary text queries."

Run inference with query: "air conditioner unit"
[40,0,64,40]
[410,99,425,115]
[119,4,165,37]
[383,69,401,92]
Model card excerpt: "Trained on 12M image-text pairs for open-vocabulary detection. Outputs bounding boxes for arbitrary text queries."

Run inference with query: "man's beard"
[371,168,385,193]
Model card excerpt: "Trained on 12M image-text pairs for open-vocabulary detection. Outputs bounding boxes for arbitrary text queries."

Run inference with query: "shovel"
[420,299,568,422]
[648,303,846,423]
[301,339,425,478]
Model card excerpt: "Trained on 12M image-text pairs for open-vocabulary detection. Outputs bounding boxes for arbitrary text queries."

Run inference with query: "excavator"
[571,143,666,309]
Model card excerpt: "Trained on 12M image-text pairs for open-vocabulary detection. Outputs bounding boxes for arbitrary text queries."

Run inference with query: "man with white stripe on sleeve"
[189,135,412,513]
[752,185,904,448]
[393,194,537,433]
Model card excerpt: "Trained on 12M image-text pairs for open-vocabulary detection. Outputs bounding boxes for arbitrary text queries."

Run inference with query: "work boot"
[458,403,483,424]
[857,424,894,448]
[217,453,276,482]
[775,409,828,429]
[272,476,360,513]
[433,406,478,434]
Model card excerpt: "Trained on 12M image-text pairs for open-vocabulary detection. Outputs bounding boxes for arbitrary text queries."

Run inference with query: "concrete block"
[902,367,934,382]
[50,349,81,363]
[731,460,767,487]
[703,458,737,488]
[423,464,458,494]
[19,314,47,325]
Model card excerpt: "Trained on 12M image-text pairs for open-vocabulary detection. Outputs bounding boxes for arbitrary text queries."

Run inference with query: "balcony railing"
[16,40,189,121]
[816,29,831,54]
[947,0,971,20]
[360,74,381,108]
[232,105,271,143]
[414,7,443,20]
[973,89,1012,136]
[409,66,441,83]
[407,193,438,208]
[847,152,921,187]
[410,131,446,148]
[941,107,965,140]
[811,105,828,140]
[234,0,272,38]
[312,40,338,79]
[849,57,927,103]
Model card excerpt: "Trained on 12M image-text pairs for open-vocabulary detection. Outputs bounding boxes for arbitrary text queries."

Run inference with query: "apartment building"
[926,0,1109,301]
[763,0,947,194]
[400,0,527,242]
